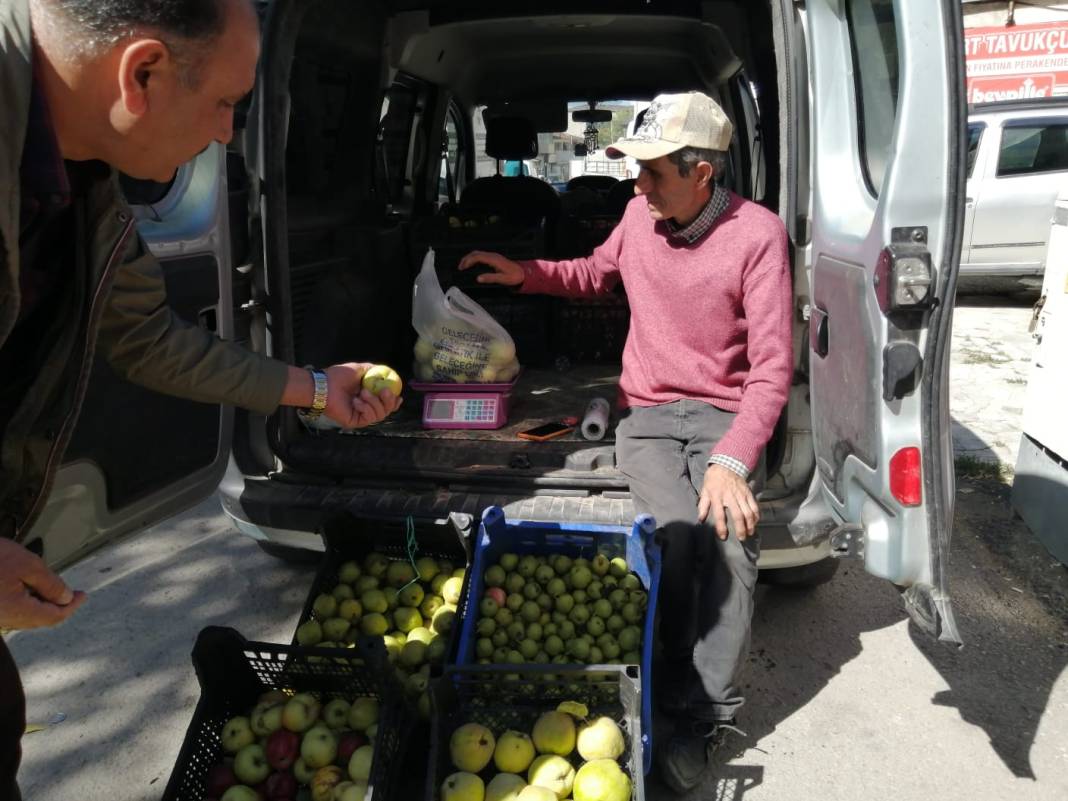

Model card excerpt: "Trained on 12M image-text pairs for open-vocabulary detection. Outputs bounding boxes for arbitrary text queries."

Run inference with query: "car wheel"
[759,557,840,589]
[256,540,322,565]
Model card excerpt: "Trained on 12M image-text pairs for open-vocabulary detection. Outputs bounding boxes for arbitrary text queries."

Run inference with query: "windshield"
[472,101,648,185]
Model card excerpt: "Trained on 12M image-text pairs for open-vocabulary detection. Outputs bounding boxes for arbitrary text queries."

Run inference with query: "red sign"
[965,22,1068,103]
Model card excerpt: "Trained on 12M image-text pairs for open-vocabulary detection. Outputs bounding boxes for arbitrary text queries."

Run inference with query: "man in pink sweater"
[459,91,792,793]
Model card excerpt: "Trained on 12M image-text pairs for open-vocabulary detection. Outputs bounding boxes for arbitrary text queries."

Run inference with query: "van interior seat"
[566,175,619,193]
[606,178,638,216]
[459,116,561,236]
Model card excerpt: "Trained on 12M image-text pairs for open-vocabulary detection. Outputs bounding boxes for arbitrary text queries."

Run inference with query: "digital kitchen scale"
[410,377,518,430]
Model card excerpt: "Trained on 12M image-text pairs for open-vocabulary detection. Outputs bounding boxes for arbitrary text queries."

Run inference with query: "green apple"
[353,575,379,594]
[620,574,641,591]
[608,557,628,578]
[516,787,556,801]
[621,602,642,624]
[586,616,606,638]
[348,744,375,782]
[312,593,338,618]
[442,577,465,605]
[282,693,321,733]
[331,584,354,602]
[568,604,590,625]
[572,759,630,801]
[505,594,524,612]
[432,605,457,635]
[520,601,540,623]
[479,597,499,618]
[322,698,351,730]
[495,607,515,626]
[232,744,269,785]
[590,554,611,577]
[517,555,538,578]
[362,364,402,397]
[556,621,576,640]
[522,582,541,601]
[491,629,509,648]
[322,617,350,641]
[484,565,507,587]
[554,594,574,614]
[499,553,519,571]
[339,781,368,801]
[394,606,422,633]
[415,556,440,582]
[301,725,339,768]
[364,552,390,577]
[527,754,575,799]
[476,638,494,658]
[441,772,485,801]
[338,598,362,622]
[504,573,525,594]
[420,594,445,618]
[407,626,434,645]
[450,723,496,772]
[568,638,590,661]
[338,560,361,584]
[398,582,424,608]
[518,638,539,660]
[293,756,316,784]
[486,772,527,801]
[544,635,564,656]
[588,646,603,664]
[586,580,603,600]
[400,640,427,667]
[386,560,416,588]
[348,697,379,731]
[297,619,324,647]
[360,612,388,636]
[533,564,555,584]
[494,730,536,773]
[221,716,255,754]
[220,786,261,801]
[551,555,571,575]
[427,637,447,664]
[476,617,496,637]
[360,589,388,614]
[572,590,587,605]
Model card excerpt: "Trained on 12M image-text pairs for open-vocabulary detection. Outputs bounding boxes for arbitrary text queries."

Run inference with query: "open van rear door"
[804,0,965,645]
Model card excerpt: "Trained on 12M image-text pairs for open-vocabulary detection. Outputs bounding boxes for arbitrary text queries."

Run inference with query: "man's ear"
[117,39,169,116]
[694,160,715,189]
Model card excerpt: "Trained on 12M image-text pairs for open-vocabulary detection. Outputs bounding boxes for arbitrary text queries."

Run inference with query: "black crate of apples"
[293,513,473,717]
[161,626,410,801]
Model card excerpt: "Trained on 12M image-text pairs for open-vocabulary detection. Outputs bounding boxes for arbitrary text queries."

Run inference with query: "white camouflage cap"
[606,91,733,160]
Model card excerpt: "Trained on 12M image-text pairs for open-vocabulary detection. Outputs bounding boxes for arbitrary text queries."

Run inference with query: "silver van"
[31,0,967,644]
[963,99,1068,290]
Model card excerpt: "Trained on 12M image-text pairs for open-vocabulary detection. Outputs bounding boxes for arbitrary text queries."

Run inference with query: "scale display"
[421,392,507,429]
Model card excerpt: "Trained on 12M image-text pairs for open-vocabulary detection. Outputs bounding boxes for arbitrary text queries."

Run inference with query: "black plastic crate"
[295,513,474,670]
[552,293,630,364]
[426,664,644,801]
[162,626,410,801]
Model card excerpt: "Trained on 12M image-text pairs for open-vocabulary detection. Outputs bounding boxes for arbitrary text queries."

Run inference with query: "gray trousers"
[615,399,762,723]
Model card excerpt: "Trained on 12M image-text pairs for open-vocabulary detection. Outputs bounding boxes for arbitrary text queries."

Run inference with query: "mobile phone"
[517,422,575,442]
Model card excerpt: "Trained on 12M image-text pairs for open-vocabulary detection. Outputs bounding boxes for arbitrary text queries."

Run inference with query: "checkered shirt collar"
[666,185,731,244]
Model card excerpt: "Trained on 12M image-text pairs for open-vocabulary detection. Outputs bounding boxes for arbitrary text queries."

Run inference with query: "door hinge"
[874,227,935,312]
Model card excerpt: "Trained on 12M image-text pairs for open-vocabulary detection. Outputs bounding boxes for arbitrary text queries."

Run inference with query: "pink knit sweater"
[519,192,792,470]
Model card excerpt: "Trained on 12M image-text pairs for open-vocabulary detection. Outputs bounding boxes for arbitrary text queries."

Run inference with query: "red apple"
[264,771,298,800]
[336,732,368,765]
[205,763,238,797]
[484,587,506,607]
[266,729,300,770]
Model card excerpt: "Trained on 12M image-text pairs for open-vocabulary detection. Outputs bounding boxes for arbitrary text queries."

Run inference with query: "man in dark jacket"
[0,1,402,795]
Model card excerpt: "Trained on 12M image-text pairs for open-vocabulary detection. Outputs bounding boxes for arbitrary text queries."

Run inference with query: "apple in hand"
[265,729,300,770]
[301,725,339,769]
[361,365,402,398]
[222,717,256,754]
[337,732,368,765]
[205,762,238,797]
[233,744,270,785]
[264,771,298,800]
[282,693,321,733]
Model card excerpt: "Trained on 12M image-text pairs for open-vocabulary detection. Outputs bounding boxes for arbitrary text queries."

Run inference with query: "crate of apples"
[161,627,410,801]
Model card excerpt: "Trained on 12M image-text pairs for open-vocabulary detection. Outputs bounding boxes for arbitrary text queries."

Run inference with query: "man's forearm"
[279,366,316,408]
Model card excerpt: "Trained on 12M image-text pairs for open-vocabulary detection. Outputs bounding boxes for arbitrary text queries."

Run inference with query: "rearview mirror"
[572,109,613,123]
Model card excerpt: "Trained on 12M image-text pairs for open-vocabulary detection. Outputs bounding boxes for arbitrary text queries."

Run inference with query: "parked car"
[31,0,967,642]
[962,98,1068,291]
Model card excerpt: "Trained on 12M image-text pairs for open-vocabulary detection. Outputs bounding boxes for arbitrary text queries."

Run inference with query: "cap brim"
[605,139,685,161]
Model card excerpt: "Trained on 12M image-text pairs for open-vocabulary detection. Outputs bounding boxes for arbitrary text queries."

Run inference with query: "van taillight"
[890,447,922,506]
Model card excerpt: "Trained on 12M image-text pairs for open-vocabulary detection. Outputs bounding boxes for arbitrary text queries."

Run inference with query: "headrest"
[485,117,539,160]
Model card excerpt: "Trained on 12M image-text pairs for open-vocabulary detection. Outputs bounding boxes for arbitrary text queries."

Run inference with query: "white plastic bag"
[411,248,520,383]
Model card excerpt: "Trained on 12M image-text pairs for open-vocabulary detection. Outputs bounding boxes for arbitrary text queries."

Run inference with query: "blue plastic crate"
[454,505,661,775]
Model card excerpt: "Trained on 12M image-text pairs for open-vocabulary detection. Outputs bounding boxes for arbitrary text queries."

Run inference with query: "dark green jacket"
[0,0,290,541]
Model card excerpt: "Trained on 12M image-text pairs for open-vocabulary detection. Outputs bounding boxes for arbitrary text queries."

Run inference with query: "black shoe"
[656,718,746,795]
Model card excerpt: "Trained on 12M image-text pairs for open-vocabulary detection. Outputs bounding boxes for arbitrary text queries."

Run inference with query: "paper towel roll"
[581,397,611,441]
